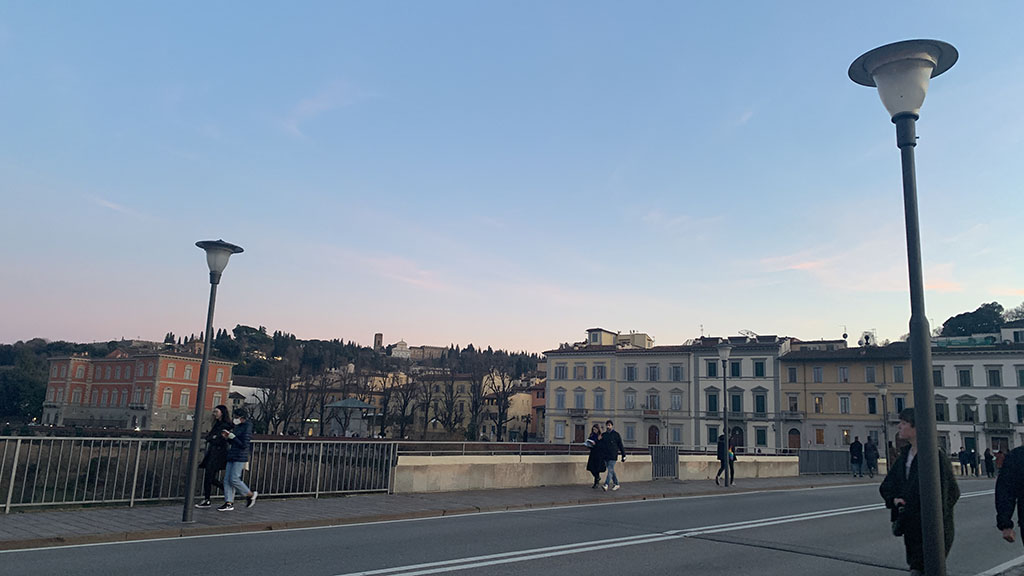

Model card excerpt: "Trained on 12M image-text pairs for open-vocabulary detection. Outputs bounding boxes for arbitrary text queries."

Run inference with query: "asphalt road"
[3,477,1021,576]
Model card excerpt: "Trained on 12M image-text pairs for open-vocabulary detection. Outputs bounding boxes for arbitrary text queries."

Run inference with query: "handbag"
[891,505,906,537]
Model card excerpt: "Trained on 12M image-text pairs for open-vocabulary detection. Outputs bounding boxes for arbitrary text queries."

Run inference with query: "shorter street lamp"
[717,340,733,487]
[182,239,243,523]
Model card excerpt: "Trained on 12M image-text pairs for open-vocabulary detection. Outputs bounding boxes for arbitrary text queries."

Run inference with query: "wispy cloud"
[281,82,355,138]
[86,195,142,217]
[733,108,755,127]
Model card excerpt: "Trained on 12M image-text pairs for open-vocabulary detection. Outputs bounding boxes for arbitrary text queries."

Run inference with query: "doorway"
[788,428,801,449]
[574,424,586,443]
[648,425,660,446]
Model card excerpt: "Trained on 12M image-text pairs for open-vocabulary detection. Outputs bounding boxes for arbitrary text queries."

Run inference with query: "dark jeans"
[716,460,734,481]
[202,466,224,500]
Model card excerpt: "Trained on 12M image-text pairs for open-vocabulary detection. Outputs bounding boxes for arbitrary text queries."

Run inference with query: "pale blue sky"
[1,2,1022,353]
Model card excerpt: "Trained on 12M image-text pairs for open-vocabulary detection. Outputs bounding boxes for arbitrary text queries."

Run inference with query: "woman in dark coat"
[880,408,959,575]
[985,448,996,478]
[585,424,606,488]
[195,404,233,508]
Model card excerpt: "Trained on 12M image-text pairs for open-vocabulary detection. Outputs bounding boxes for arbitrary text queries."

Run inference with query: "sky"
[1,2,1022,355]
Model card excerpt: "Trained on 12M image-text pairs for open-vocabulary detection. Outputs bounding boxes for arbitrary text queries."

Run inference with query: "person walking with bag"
[865,437,880,478]
[219,407,258,512]
[715,434,734,486]
[879,408,960,576]
[850,436,864,478]
[195,404,233,509]
[598,420,626,491]
[585,424,605,489]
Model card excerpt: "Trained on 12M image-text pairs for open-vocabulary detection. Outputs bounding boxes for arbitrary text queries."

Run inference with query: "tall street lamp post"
[182,240,244,523]
[850,39,958,576]
[717,340,733,487]
[877,383,890,468]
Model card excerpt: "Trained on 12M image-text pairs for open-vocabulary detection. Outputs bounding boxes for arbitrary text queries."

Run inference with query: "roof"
[781,342,910,362]
[1003,319,1024,329]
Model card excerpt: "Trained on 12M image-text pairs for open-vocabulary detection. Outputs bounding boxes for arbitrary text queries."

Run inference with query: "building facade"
[42,350,235,431]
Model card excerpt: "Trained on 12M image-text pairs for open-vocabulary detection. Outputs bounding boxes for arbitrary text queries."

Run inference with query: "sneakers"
[612,484,620,491]
[194,500,212,509]
[715,476,720,486]
[217,503,234,512]
[246,491,258,508]
[601,484,608,492]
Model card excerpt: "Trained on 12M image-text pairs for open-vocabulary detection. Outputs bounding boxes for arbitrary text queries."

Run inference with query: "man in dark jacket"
[599,420,626,492]
[864,437,880,478]
[219,407,258,512]
[850,436,864,478]
[880,408,960,575]
[995,446,1024,544]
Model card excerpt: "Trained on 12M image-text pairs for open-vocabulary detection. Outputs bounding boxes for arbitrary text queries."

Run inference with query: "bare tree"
[487,356,518,442]
[391,370,418,439]
[435,368,464,438]
[415,375,438,439]
[463,350,490,441]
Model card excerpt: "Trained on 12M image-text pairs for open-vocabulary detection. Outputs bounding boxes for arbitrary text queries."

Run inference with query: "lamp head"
[717,340,733,362]
[877,383,889,396]
[196,239,244,283]
[849,39,957,119]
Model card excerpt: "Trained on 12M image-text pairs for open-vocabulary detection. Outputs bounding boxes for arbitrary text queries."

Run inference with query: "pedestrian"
[997,449,1007,472]
[972,449,981,477]
[995,446,1024,544]
[219,407,258,512]
[715,434,734,486]
[195,404,233,509]
[985,448,996,479]
[850,436,864,478]
[958,447,969,477]
[598,420,625,492]
[865,437,880,478]
[880,408,960,576]
[585,424,605,489]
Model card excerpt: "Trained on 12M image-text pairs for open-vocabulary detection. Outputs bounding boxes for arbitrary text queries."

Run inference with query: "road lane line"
[974,554,1024,576]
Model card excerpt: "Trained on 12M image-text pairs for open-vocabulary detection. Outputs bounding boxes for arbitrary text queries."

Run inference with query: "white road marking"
[974,553,1024,576]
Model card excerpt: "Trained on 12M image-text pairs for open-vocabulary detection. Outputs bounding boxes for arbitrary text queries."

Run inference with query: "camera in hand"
[891,504,906,537]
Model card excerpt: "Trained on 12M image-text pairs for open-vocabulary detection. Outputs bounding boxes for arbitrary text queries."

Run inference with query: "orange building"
[42,349,235,431]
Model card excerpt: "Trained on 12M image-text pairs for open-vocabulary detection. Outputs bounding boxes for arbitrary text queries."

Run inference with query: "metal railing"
[650,445,679,479]
[1,437,395,513]
[798,449,855,475]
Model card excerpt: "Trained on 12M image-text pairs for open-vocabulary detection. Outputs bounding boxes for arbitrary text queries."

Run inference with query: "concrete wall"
[392,454,799,493]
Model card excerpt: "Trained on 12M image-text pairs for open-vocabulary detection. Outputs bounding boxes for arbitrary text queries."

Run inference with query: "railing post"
[314,442,324,498]
[129,439,143,507]
[4,439,21,514]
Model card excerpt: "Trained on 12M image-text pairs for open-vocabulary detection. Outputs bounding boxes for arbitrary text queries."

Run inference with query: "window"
[457,385,465,393]
[839,367,849,383]
[754,360,765,378]
[625,365,637,381]
[162,388,172,406]
[133,388,141,404]
[865,366,876,383]
[72,389,81,404]
[788,367,797,383]
[868,397,878,415]
[101,389,109,407]
[958,404,977,422]
[594,390,605,411]
[935,403,947,422]
[144,389,152,405]
[671,365,684,382]
[934,368,944,387]
[555,389,565,410]
[708,426,719,444]
[672,427,682,443]
[989,404,1010,423]
[554,421,565,440]
[839,396,851,414]
[91,389,99,405]
[707,361,718,378]
[553,365,568,380]
[592,365,606,380]
[895,396,906,413]
[1017,404,1024,424]
[625,424,635,442]
[216,368,224,383]
[180,390,190,408]
[707,393,718,414]
[894,365,905,383]
[813,367,823,383]
[103,367,110,379]
[755,394,767,415]
[815,428,825,445]
[75,366,85,379]
[573,365,586,380]
[671,393,682,411]
[110,389,118,407]
[147,363,154,377]
[590,332,600,344]
[573,389,585,409]
[730,393,742,413]
[647,365,660,382]
[755,427,767,447]
[958,368,972,387]
[730,361,741,378]
[115,367,121,379]
[121,389,129,407]
[184,366,193,381]
[1018,368,1024,388]
[625,391,637,410]
[813,395,823,414]
[48,387,55,402]
[51,365,57,377]
[988,368,1002,387]
[166,364,176,378]
[60,365,67,377]
[788,395,798,412]
[126,366,131,379]
[646,392,660,410]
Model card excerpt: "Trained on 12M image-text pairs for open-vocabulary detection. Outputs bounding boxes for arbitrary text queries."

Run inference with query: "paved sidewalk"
[0,475,874,551]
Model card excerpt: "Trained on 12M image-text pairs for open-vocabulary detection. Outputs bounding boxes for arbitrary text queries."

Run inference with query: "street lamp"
[877,383,890,467]
[182,239,244,523]
[717,339,733,487]
[850,39,958,576]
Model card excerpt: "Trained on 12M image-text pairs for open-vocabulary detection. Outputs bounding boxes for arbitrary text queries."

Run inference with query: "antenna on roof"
[699,324,704,337]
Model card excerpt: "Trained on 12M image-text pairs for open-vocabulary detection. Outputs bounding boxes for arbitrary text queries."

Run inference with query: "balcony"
[984,421,1014,431]
[42,401,61,408]
[642,409,660,419]
[567,408,589,418]
[781,411,805,420]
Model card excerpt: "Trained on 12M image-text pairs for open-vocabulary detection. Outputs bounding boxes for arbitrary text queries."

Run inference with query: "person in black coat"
[597,420,626,491]
[850,436,864,477]
[195,404,234,508]
[715,434,734,486]
[880,408,960,575]
[865,437,880,478]
[585,424,606,488]
[995,446,1024,544]
[219,407,257,511]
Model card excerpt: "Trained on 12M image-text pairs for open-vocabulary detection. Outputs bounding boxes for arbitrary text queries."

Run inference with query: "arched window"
[216,369,224,383]
[101,389,109,407]
[76,366,85,379]
[180,390,190,408]
[162,388,172,406]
